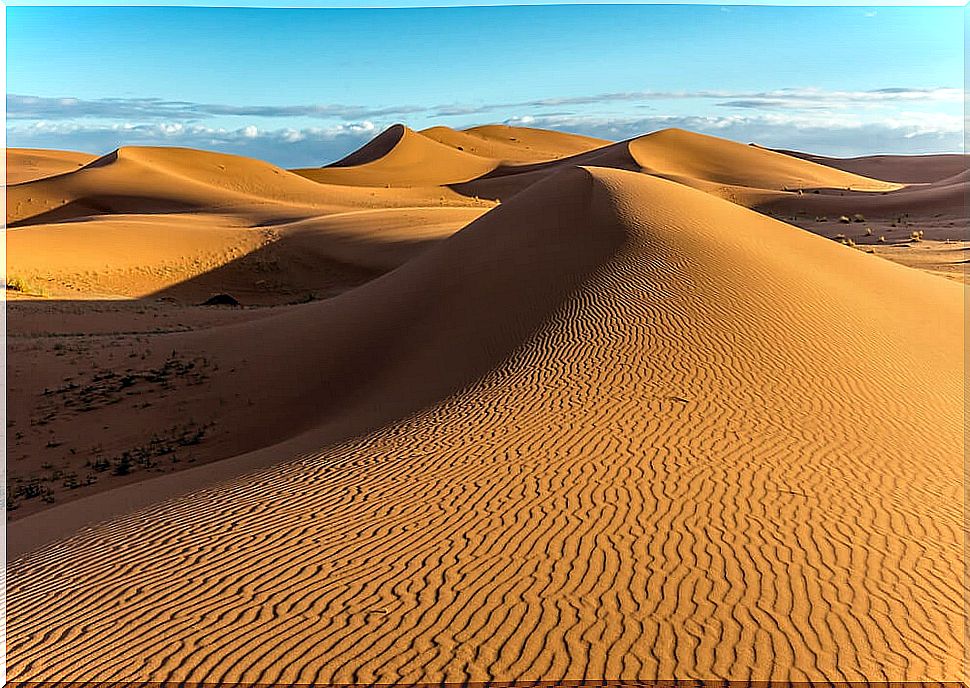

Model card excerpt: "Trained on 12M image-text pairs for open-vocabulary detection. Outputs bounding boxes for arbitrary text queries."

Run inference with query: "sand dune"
[293,124,500,187]
[8,145,333,225]
[421,124,609,162]
[451,128,901,205]
[8,160,964,682]
[7,206,487,302]
[7,142,494,300]
[773,148,969,184]
[8,144,491,227]
[759,174,968,221]
[6,148,97,184]
[627,129,901,192]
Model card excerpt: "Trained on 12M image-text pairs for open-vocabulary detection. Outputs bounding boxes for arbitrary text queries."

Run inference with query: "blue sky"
[7,4,965,166]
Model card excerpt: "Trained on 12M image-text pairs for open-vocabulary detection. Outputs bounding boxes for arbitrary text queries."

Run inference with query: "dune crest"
[627,128,901,192]
[293,124,500,187]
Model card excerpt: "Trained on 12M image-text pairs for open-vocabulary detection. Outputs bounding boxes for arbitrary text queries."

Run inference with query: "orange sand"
[6,125,966,683]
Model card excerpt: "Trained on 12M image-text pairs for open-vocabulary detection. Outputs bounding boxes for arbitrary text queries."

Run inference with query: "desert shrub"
[111,454,133,476]
[5,275,46,296]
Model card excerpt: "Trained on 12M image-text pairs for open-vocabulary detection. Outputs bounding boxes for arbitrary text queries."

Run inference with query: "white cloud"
[502,112,964,156]
[7,120,384,167]
[7,87,964,164]
[9,87,962,122]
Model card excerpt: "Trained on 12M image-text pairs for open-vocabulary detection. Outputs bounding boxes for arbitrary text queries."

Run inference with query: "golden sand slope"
[6,206,488,301]
[627,129,901,192]
[421,124,609,163]
[7,148,96,184]
[8,144,490,226]
[6,143,494,300]
[9,167,962,682]
[7,145,335,225]
[292,124,500,187]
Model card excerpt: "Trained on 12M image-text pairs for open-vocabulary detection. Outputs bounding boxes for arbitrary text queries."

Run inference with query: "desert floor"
[6,125,967,682]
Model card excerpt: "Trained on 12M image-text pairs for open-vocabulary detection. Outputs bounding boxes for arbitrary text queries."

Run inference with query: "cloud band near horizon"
[7,86,965,168]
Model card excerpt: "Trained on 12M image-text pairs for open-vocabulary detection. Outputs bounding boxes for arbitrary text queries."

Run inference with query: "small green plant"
[5,274,46,296]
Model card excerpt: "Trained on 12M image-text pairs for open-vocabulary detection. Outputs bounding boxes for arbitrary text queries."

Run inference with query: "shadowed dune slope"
[758,170,969,219]
[421,124,609,163]
[7,148,96,184]
[773,148,970,184]
[292,124,499,187]
[9,167,962,682]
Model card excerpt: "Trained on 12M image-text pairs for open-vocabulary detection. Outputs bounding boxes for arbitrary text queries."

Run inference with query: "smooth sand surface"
[6,147,96,184]
[6,126,966,683]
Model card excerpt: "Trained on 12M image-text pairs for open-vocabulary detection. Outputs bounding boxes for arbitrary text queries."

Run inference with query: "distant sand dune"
[8,166,963,682]
[6,141,494,300]
[450,128,901,204]
[421,124,608,163]
[6,147,96,184]
[628,129,901,192]
[293,124,500,187]
[772,148,969,184]
[8,143,490,228]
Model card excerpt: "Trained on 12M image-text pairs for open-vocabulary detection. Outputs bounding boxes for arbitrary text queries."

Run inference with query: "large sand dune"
[6,126,966,683]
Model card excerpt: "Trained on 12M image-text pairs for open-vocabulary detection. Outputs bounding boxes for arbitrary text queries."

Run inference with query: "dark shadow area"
[9,195,200,228]
[772,148,970,184]
[148,237,384,306]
